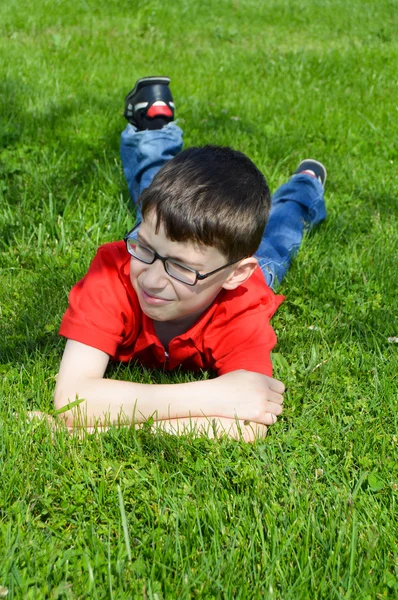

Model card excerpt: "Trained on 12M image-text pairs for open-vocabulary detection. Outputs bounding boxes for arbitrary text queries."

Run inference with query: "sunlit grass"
[0,0,397,597]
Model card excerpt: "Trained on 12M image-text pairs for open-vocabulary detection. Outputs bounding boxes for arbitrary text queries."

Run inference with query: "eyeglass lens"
[126,238,197,285]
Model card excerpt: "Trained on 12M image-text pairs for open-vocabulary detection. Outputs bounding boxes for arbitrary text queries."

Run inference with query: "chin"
[139,302,176,322]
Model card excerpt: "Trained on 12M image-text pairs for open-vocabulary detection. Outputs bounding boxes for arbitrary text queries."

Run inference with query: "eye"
[129,239,154,261]
[166,260,197,284]
[137,243,153,257]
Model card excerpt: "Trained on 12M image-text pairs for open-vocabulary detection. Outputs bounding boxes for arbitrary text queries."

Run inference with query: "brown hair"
[139,145,271,261]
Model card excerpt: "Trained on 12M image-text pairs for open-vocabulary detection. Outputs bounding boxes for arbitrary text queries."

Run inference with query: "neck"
[153,313,197,347]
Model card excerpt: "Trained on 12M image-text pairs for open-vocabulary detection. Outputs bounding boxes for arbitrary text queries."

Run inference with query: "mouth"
[141,288,173,305]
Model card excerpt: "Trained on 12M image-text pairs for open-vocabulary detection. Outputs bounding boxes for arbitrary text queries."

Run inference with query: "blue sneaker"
[124,76,175,130]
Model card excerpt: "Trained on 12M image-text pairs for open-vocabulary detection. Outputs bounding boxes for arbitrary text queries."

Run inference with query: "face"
[129,211,236,327]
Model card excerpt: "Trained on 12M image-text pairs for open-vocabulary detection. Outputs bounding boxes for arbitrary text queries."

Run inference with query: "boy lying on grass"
[54,77,327,441]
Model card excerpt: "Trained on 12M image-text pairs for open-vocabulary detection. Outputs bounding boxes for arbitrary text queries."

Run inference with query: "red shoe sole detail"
[147,104,173,118]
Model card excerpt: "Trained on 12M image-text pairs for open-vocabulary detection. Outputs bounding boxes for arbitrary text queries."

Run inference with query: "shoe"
[295,159,327,186]
[124,76,175,130]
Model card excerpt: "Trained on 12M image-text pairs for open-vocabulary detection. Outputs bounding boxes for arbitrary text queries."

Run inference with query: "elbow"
[53,388,64,413]
[53,382,83,426]
[53,381,71,412]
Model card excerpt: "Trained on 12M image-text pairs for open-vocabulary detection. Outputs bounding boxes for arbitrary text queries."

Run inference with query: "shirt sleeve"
[59,245,134,357]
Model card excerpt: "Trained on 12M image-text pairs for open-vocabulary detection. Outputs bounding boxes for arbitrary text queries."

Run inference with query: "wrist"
[152,378,222,421]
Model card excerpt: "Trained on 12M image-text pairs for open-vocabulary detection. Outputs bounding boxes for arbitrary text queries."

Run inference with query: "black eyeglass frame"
[124,222,244,286]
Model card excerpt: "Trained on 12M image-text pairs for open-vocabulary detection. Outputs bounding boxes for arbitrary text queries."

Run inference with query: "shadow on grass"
[0,77,125,203]
[0,266,69,365]
[351,187,398,218]
[0,77,133,249]
[0,77,121,150]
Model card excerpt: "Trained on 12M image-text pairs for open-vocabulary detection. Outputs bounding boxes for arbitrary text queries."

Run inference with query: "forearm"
[151,416,268,442]
[54,376,223,427]
[67,415,268,442]
[55,347,284,429]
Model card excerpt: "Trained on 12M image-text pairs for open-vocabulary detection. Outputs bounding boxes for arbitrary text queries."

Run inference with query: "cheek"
[175,286,197,304]
[182,281,222,309]
[129,259,145,284]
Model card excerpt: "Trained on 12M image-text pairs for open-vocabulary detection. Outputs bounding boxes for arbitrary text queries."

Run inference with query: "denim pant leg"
[255,174,326,289]
[120,123,184,220]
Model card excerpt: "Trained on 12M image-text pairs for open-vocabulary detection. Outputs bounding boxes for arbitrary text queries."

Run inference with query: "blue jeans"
[120,123,326,289]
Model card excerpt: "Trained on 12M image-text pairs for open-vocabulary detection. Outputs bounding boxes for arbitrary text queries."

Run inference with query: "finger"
[251,412,278,426]
[265,412,278,425]
[242,423,268,443]
[266,389,284,405]
[249,423,268,440]
[264,401,283,417]
[268,377,286,394]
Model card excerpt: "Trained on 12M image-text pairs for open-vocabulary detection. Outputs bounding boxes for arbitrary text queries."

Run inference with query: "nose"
[141,257,169,288]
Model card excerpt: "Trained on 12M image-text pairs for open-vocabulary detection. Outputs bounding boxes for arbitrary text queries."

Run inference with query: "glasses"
[124,223,242,286]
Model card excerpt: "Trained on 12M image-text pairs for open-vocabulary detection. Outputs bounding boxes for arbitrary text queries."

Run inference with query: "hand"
[213,370,285,426]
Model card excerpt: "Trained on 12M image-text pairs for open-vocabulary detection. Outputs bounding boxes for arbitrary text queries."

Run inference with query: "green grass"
[1,0,397,597]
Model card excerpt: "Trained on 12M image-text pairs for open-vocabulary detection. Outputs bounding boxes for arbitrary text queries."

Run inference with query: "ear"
[221,257,258,290]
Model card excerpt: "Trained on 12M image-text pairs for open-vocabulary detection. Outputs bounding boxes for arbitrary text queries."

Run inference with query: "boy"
[55,77,326,441]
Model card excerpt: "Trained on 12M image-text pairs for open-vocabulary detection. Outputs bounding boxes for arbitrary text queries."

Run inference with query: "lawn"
[0,0,397,597]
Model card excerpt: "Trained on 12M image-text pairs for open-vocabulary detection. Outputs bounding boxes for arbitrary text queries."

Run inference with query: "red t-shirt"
[59,242,284,376]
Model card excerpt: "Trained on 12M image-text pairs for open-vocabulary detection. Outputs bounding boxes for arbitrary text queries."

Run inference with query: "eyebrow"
[137,232,204,270]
